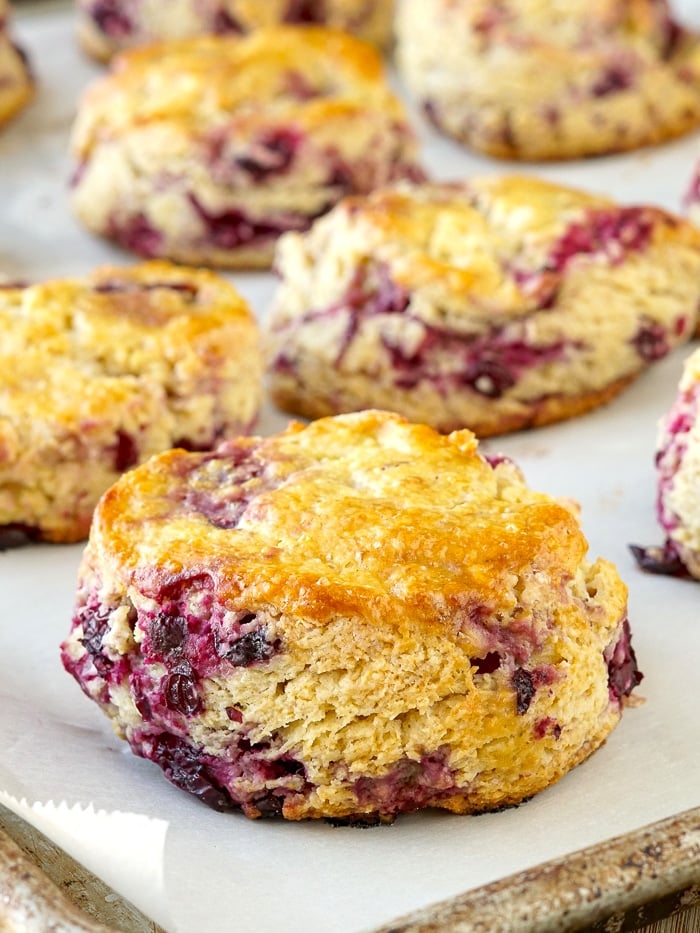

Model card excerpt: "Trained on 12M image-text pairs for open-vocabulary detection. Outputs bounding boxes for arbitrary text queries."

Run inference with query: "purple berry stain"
[629,543,688,577]
[631,320,669,362]
[512,668,536,715]
[592,65,633,97]
[148,612,188,657]
[88,0,132,37]
[470,652,502,674]
[164,663,201,716]
[462,358,516,399]
[78,606,114,676]
[220,629,280,667]
[547,208,655,271]
[146,734,234,811]
[604,618,643,704]
[113,430,139,472]
[234,131,299,181]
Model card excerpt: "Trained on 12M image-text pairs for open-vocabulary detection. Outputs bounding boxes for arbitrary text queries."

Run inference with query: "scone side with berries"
[0,261,262,544]
[69,27,424,268]
[61,410,641,822]
[396,0,700,160]
[264,176,700,436]
[77,0,395,62]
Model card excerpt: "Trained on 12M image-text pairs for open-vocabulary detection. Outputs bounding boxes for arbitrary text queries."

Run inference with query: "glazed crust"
[70,28,422,268]
[396,0,700,160]
[0,261,262,543]
[265,177,700,436]
[0,0,34,128]
[76,0,394,63]
[61,410,640,822]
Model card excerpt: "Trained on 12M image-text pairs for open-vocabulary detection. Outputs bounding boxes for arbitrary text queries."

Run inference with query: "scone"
[0,261,262,545]
[0,0,34,128]
[77,0,394,63]
[684,161,700,232]
[395,0,700,160]
[633,348,700,580]
[265,177,700,437]
[61,410,641,822]
[69,28,423,269]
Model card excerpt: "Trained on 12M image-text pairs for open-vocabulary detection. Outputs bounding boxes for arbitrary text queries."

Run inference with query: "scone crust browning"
[0,261,262,542]
[70,28,422,268]
[265,177,700,435]
[62,411,638,821]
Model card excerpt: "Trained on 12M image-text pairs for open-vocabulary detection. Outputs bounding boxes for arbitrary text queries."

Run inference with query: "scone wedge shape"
[62,410,641,822]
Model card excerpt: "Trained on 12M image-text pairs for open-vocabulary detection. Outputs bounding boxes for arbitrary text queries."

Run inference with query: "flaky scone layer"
[265,177,700,436]
[62,410,640,821]
[0,261,262,543]
[77,0,394,62]
[70,28,422,268]
[396,0,700,160]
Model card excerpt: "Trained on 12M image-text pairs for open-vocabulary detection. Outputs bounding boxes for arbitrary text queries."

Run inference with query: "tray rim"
[371,805,700,933]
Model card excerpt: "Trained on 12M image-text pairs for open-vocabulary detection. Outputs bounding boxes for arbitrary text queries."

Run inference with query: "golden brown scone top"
[72,27,406,158]
[295,176,700,316]
[94,409,610,638]
[0,261,254,438]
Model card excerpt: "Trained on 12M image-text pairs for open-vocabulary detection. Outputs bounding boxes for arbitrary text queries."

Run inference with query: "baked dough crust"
[0,261,262,543]
[70,28,422,268]
[396,0,700,160]
[265,177,700,435]
[77,0,394,62]
[653,348,700,579]
[61,410,641,821]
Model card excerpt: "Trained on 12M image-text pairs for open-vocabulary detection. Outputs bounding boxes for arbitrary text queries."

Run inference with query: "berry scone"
[0,0,34,128]
[61,410,641,822]
[69,28,423,269]
[77,0,394,63]
[395,0,700,160]
[684,161,700,233]
[632,347,700,580]
[265,177,700,437]
[0,261,262,546]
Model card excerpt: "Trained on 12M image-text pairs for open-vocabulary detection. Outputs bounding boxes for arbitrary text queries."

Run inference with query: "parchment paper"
[1,4,699,932]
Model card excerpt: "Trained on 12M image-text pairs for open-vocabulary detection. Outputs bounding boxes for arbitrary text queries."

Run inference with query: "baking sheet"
[1,3,699,932]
